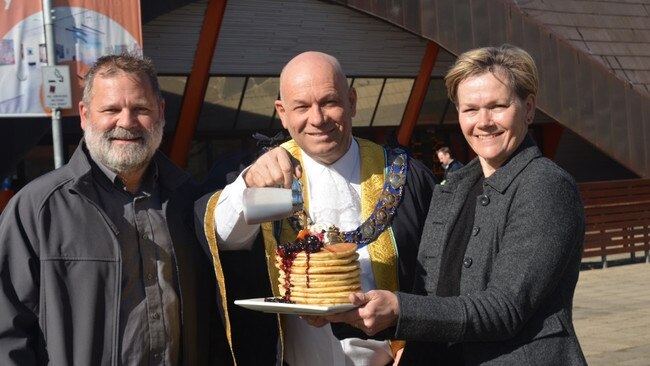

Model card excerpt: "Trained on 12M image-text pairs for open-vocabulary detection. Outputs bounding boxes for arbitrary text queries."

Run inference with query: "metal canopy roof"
[330,0,650,178]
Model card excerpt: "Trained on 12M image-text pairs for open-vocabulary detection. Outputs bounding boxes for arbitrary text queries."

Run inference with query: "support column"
[397,41,439,147]
[170,0,228,168]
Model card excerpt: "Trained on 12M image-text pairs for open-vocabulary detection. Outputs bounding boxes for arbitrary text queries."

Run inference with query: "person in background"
[0,54,229,365]
[326,44,587,365]
[195,51,436,365]
[436,146,464,184]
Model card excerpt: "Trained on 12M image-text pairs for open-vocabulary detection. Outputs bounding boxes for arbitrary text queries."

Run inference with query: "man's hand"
[324,290,400,336]
[243,147,302,188]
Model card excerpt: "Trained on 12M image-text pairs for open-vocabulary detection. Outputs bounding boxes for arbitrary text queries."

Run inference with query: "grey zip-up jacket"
[396,137,587,365]
[0,142,229,365]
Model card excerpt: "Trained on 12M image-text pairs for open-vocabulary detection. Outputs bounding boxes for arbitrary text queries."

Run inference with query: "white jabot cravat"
[308,154,361,231]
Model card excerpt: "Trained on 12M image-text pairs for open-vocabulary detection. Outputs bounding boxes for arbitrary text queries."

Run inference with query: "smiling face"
[79,71,165,177]
[456,71,535,177]
[274,52,356,165]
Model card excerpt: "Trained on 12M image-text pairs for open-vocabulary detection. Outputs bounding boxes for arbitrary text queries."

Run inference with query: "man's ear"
[348,87,357,117]
[79,101,88,130]
[275,100,288,129]
[159,98,166,117]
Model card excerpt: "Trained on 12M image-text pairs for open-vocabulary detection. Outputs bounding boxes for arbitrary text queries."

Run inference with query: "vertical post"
[169,0,228,168]
[42,0,64,168]
[396,41,439,147]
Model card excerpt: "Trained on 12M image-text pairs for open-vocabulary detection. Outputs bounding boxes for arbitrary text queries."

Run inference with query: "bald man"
[196,51,436,365]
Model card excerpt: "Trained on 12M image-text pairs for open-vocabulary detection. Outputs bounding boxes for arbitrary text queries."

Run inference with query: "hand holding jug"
[242,179,304,224]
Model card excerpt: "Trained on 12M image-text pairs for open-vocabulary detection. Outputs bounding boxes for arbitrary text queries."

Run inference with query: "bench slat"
[584,237,650,248]
[578,179,650,263]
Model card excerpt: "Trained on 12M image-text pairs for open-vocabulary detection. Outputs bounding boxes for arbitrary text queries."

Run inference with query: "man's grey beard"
[84,121,165,175]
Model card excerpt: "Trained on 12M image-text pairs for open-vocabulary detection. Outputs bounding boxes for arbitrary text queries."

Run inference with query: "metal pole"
[42,0,64,169]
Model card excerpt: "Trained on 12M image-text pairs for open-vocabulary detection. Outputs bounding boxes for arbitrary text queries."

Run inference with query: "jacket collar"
[440,157,481,193]
[484,135,541,194]
[68,139,191,195]
[441,135,541,194]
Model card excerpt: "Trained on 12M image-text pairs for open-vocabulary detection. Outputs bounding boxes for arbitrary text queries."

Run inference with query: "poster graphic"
[0,39,15,65]
[0,1,142,116]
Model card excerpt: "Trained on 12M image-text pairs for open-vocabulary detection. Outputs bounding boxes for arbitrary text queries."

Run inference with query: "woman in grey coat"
[325,44,587,365]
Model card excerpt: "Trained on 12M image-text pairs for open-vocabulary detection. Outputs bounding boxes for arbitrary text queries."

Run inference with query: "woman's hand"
[324,290,400,336]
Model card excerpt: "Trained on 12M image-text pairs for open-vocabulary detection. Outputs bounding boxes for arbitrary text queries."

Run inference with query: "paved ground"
[573,259,650,366]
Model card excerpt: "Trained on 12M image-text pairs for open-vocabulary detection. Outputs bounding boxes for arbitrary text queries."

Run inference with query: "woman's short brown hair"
[444,44,538,105]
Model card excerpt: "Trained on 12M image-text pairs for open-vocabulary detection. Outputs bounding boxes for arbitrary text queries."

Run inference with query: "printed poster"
[0,0,142,116]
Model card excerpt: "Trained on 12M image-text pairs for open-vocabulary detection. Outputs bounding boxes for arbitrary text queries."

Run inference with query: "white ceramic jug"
[242,179,304,224]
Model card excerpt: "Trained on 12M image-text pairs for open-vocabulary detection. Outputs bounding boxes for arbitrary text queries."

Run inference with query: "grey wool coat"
[395,136,587,365]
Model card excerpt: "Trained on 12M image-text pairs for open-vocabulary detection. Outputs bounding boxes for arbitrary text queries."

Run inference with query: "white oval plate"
[234,298,357,316]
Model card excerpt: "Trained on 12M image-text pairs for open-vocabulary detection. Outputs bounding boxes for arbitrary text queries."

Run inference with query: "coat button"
[472,226,480,236]
[479,195,490,206]
[463,257,473,268]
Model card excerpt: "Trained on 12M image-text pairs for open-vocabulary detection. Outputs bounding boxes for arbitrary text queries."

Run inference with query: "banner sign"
[0,0,142,116]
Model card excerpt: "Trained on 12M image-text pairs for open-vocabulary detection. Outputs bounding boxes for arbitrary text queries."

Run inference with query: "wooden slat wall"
[578,178,650,266]
[142,0,456,77]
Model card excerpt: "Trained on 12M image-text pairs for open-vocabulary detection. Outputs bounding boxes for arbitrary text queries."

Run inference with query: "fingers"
[243,147,301,188]
[325,311,369,334]
[324,292,368,324]
[349,292,367,306]
[328,291,400,336]
[292,158,303,180]
[276,151,296,188]
[324,309,355,324]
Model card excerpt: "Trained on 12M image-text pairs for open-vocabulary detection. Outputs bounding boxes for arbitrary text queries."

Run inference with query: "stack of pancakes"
[276,242,361,305]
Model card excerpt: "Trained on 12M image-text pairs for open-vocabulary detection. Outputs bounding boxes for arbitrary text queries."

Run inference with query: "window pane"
[199,76,246,131]
[417,78,454,125]
[373,78,414,126]
[440,100,458,124]
[158,76,187,131]
[352,78,383,127]
[237,77,279,130]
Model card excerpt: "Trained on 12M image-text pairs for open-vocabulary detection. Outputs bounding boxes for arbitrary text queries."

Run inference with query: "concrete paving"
[573,261,650,366]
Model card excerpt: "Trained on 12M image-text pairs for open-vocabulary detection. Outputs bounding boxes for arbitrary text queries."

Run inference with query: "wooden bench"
[578,179,650,267]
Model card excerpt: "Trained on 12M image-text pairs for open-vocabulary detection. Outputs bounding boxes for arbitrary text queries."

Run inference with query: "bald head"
[274,51,356,165]
[279,51,349,101]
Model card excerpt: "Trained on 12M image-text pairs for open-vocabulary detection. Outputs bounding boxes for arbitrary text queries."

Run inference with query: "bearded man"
[0,54,230,365]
